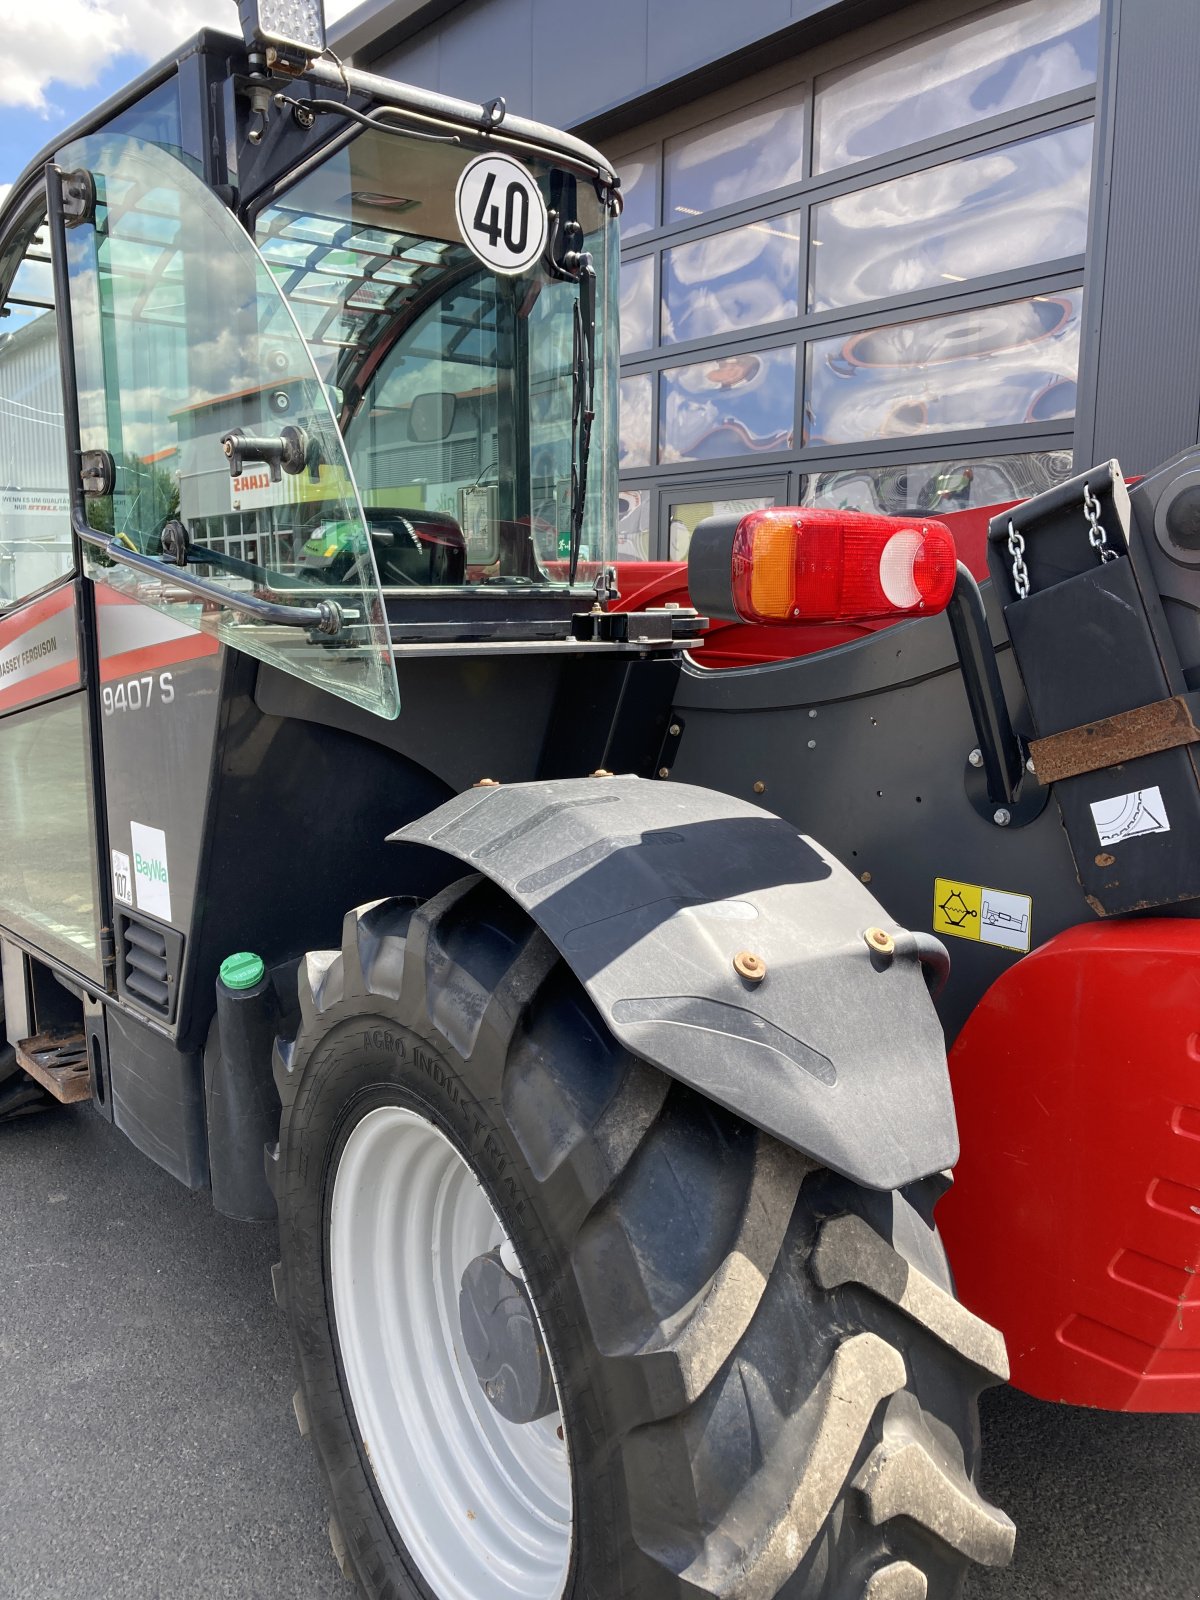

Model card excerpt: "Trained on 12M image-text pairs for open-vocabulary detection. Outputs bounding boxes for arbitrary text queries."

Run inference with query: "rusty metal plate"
[1030,694,1200,785]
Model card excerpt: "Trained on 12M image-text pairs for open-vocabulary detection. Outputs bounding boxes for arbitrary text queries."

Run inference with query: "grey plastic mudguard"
[393,776,958,1190]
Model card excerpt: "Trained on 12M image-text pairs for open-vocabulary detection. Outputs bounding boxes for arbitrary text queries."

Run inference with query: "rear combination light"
[688,506,958,626]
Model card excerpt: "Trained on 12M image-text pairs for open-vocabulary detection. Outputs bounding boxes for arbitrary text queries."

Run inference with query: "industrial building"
[332,0,1200,558]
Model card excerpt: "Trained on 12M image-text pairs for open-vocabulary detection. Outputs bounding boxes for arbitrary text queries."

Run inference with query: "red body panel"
[939,921,1200,1411]
[613,502,1000,668]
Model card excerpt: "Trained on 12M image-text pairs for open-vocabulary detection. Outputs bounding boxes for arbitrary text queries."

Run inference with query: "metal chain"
[1007,518,1031,599]
[1083,483,1118,564]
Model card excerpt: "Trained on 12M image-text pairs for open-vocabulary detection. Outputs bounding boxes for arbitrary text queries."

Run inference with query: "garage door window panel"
[804,287,1082,445]
[809,121,1093,312]
[660,346,796,463]
[619,374,653,468]
[662,211,802,345]
[813,0,1100,174]
[663,88,807,225]
[618,147,659,239]
[620,255,654,353]
[802,449,1074,514]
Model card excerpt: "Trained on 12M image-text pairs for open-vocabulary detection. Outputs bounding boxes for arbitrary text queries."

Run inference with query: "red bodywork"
[618,499,1200,1412]
[939,922,1200,1411]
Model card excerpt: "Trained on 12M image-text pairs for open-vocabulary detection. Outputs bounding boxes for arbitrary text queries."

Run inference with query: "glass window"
[801,449,1075,513]
[619,147,659,239]
[660,346,796,463]
[617,485,652,560]
[804,288,1082,445]
[620,255,654,352]
[664,88,807,223]
[619,374,653,468]
[668,493,777,561]
[258,129,618,592]
[813,0,1100,173]
[810,122,1093,311]
[0,695,100,977]
[63,132,400,720]
[0,209,72,607]
[662,211,802,344]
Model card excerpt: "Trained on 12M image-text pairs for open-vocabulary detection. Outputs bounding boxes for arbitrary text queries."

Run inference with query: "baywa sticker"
[130,821,171,922]
[933,876,1032,953]
[454,153,548,275]
[1090,785,1170,847]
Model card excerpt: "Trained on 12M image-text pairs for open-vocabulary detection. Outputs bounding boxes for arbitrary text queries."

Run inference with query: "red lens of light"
[729,508,957,625]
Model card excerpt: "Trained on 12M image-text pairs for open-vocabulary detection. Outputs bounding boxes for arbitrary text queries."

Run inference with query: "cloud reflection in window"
[804,289,1082,444]
[810,123,1092,311]
[660,346,796,463]
[663,212,802,344]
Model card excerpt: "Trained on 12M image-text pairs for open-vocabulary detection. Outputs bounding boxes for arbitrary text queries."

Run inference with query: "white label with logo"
[111,849,133,907]
[1090,785,1171,847]
[130,821,172,921]
[455,153,548,276]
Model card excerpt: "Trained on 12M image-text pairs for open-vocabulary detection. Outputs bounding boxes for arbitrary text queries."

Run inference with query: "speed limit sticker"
[455,153,548,275]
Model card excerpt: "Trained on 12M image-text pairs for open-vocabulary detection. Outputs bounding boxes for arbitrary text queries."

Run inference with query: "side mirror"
[409,392,457,443]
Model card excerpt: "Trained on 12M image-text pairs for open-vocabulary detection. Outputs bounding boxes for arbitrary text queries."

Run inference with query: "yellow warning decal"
[933,877,1031,953]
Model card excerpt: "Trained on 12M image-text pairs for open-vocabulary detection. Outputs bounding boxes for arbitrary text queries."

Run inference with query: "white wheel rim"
[329,1105,572,1600]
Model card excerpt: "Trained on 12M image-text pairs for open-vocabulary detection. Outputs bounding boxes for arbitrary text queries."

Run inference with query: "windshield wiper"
[568,253,596,586]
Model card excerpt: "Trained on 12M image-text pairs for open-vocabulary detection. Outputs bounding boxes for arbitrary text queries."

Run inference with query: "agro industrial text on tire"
[270,876,1014,1600]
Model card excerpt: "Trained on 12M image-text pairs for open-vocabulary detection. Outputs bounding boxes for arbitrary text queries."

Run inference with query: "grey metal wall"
[1075,0,1200,473]
[335,0,887,134]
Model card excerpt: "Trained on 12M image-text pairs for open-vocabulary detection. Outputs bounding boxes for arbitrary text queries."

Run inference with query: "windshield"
[255,127,618,590]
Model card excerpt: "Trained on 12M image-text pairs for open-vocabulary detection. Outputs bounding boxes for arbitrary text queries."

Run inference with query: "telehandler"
[0,7,1015,1597]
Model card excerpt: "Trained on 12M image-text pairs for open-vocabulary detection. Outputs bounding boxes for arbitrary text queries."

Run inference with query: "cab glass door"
[0,201,102,978]
[57,133,399,720]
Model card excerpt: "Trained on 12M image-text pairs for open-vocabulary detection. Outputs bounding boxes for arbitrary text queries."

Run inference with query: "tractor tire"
[271,877,1014,1600]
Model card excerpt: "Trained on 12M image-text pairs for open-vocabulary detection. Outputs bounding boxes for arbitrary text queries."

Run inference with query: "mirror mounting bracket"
[221,424,308,481]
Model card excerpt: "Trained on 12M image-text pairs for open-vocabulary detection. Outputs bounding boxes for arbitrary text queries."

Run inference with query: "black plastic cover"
[686,514,742,621]
[394,776,958,1190]
[989,460,1200,913]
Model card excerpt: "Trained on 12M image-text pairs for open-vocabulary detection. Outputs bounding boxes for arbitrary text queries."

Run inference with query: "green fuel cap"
[220,951,265,990]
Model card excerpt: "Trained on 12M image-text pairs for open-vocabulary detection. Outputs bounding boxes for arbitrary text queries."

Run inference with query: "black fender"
[393,775,958,1190]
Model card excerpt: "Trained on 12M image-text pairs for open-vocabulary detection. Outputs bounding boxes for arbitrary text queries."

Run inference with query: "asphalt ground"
[2,1104,1198,1600]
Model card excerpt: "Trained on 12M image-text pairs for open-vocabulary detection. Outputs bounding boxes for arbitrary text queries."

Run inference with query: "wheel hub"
[459,1248,557,1424]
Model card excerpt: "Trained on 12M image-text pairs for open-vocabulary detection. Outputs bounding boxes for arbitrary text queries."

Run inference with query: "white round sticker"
[455,153,548,276]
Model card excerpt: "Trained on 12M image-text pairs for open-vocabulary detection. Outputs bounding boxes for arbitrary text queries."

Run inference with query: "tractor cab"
[1,30,628,724]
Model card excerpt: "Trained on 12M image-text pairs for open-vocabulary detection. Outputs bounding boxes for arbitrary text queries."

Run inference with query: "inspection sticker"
[1090,785,1170,848]
[933,877,1032,953]
[111,849,132,907]
[130,821,171,922]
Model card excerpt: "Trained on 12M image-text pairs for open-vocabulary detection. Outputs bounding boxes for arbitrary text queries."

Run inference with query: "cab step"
[14,1030,91,1104]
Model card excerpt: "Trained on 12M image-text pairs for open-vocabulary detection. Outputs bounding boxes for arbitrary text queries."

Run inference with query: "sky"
[0,0,362,203]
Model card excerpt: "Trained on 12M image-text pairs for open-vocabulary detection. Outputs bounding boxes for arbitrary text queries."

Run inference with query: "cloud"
[0,0,361,113]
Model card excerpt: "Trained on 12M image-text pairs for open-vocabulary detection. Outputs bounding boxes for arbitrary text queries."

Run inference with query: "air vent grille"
[121,917,171,1015]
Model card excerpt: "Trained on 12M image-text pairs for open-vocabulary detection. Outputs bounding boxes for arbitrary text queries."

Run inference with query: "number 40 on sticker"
[454,153,548,277]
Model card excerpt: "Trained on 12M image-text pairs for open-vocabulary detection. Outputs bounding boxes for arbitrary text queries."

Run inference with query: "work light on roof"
[238,0,326,56]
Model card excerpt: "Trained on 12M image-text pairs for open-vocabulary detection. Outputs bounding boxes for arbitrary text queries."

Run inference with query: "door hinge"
[80,450,115,498]
[59,167,97,228]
